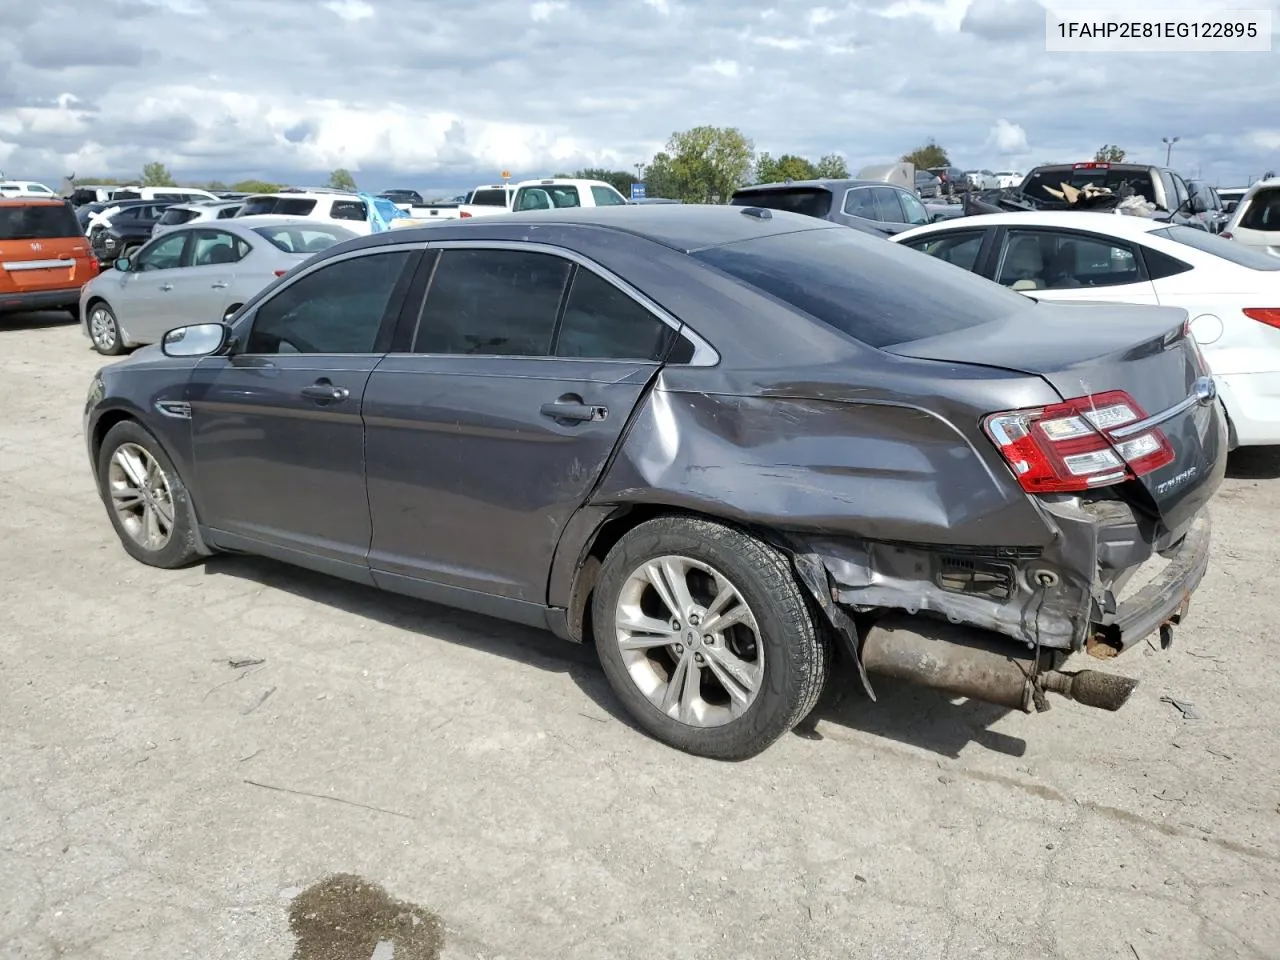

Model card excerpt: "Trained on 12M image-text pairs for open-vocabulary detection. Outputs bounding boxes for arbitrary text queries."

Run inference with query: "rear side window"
[693,226,1031,348]
[1140,246,1193,280]
[1238,187,1280,232]
[157,207,198,226]
[0,203,80,240]
[731,188,832,219]
[113,190,142,201]
[330,200,367,221]
[554,268,675,361]
[415,248,571,356]
[239,196,318,217]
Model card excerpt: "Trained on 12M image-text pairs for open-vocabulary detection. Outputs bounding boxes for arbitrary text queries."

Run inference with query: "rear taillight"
[983,390,1174,493]
[1244,308,1280,330]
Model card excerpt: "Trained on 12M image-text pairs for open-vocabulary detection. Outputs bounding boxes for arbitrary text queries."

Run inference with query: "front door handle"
[160,283,173,292]
[300,381,350,403]
[540,399,608,423]
[211,281,229,289]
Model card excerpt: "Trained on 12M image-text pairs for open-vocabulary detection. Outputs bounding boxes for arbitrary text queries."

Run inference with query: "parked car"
[914,170,942,199]
[379,189,424,206]
[1217,186,1249,215]
[963,169,1000,190]
[234,190,377,234]
[1014,162,1206,227]
[1221,177,1280,257]
[69,185,126,207]
[109,186,220,204]
[1186,180,1229,234]
[84,198,177,236]
[150,199,245,238]
[0,180,60,199]
[993,171,1023,189]
[926,166,969,195]
[89,201,182,264]
[0,198,99,318]
[729,178,934,236]
[80,217,357,355]
[83,205,1225,759]
[455,183,517,219]
[892,210,1280,446]
[510,178,629,211]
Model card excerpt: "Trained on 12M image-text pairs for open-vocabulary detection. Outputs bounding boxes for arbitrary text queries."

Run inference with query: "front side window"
[414,248,571,356]
[902,229,986,272]
[995,229,1141,290]
[134,232,189,271]
[554,268,675,361]
[245,250,412,354]
[871,187,905,223]
[896,189,931,226]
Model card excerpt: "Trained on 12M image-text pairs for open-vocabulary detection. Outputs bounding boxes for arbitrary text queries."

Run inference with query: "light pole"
[1162,136,1180,166]
[634,162,644,182]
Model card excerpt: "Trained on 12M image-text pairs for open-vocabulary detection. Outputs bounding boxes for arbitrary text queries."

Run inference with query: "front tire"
[96,421,203,569]
[87,301,124,356]
[593,516,831,760]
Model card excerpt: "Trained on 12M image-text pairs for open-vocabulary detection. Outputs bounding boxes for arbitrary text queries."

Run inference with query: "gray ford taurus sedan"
[83,205,1227,759]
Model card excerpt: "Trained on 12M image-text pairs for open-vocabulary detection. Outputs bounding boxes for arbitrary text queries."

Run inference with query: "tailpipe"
[860,614,1138,713]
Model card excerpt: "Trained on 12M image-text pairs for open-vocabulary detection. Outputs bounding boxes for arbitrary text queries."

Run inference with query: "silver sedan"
[79,216,358,355]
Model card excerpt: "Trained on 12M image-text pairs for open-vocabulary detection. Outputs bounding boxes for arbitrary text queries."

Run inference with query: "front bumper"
[0,286,82,315]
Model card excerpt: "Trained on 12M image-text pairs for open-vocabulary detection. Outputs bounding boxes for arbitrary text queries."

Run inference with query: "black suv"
[88,201,180,264]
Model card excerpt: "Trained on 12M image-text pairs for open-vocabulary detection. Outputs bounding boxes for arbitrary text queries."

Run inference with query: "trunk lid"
[885,300,1226,535]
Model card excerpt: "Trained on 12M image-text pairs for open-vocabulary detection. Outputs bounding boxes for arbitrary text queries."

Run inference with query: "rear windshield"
[0,203,81,240]
[729,187,832,219]
[513,185,581,211]
[252,223,356,253]
[1021,167,1157,206]
[1238,187,1280,232]
[1152,225,1280,269]
[157,207,199,225]
[470,188,509,206]
[238,196,318,217]
[693,226,1031,348]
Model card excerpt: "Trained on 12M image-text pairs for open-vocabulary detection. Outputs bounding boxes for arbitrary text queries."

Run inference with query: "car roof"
[359,203,839,254]
[894,210,1171,238]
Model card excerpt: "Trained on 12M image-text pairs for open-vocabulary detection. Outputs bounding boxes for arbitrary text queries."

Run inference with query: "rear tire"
[592,516,831,760]
[87,301,124,356]
[96,420,203,569]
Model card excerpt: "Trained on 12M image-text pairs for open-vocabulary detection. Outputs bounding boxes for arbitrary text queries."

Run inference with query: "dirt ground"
[2,313,1279,960]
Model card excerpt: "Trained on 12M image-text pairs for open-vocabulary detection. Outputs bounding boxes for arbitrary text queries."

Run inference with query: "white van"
[108,185,219,203]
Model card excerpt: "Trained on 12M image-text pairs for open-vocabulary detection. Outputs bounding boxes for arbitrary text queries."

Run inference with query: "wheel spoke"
[703,644,762,706]
[110,487,143,509]
[700,603,753,635]
[661,654,690,715]
[143,504,162,546]
[678,657,702,724]
[114,448,147,487]
[658,557,696,619]
[153,494,175,529]
[703,579,736,620]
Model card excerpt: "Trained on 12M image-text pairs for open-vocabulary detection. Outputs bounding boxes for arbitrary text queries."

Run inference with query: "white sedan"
[892,210,1280,448]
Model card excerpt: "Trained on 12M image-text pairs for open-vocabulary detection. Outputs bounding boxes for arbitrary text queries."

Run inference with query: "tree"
[644,125,755,204]
[327,168,357,191]
[1094,144,1126,162]
[755,152,817,183]
[574,168,637,195]
[815,153,849,179]
[141,162,175,187]
[900,140,950,171]
[204,180,229,191]
[231,179,285,194]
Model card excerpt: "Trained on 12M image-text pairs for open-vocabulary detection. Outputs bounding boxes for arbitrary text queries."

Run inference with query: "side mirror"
[161,322,229,358]
[1223,200,1238,214]
[113,257,131,272]
[1190,195,1209,214]
[931,212,948,223]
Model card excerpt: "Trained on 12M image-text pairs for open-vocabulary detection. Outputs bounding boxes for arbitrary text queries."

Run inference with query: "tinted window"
[216,205,241,218]
[415,248,571,356]
[0,203,80,240]
[1141,245,1194,280]
[238,196,318,217]
[330,200,367,221]
[470,188,509,206]
[252,223,357,253]
[246,251,411,354]
[591,185,627,206]
[112,207,142,221]
[554,268,675,361]
[842,188,877,220]
[157,207,198,226]
[995,229,1141,290]
[897,190,931,226]
[1238,187,1280,232]
[871,187,905,223]
[693,226,1030,348]
[902,229,986,272]
[1153,224,1280,269]
[113,190,142,201]
[135,232,189,271]
[191,230,248,266]
[732,187,832,219]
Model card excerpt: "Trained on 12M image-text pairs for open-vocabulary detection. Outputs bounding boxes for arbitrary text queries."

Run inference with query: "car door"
[989,227,1159,304]
[182,228,249,322]
[115,231,194,339]
[361,241,681,610]
[186,245,419,579]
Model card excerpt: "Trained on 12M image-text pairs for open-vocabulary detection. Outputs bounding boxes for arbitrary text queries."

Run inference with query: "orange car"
[0,197,99,317]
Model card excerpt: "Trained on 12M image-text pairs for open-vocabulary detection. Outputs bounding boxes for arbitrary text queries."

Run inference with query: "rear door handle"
[300,381,350,403]
[540,400,607,423]
[211,281,228,289]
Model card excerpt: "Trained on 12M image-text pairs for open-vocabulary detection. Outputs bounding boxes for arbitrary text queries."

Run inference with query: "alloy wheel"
[613,554,764,727]
[107,442,176,551]
[89,306,117,352]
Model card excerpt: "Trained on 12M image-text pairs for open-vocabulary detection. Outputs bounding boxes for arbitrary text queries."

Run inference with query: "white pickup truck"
[508,178,629,211]
[455,183,516,219]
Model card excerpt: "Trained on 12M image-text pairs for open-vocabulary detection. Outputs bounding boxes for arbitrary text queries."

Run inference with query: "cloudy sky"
[1,0,1277,196]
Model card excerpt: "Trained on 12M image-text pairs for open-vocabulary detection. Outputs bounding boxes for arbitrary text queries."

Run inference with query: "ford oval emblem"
[1192,376,1216,406]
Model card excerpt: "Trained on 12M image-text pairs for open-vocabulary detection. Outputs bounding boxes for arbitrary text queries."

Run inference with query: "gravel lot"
[3,313,1279,960]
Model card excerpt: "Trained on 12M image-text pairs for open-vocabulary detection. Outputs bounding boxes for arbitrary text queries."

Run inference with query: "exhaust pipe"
[860,614,1137,713]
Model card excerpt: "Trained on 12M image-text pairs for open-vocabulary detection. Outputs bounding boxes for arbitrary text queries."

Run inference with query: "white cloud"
[322,0,373,21]
[530,0,566,20]
[986,119,1029,154]
[807,6,836,26]
[643,0,671,14]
